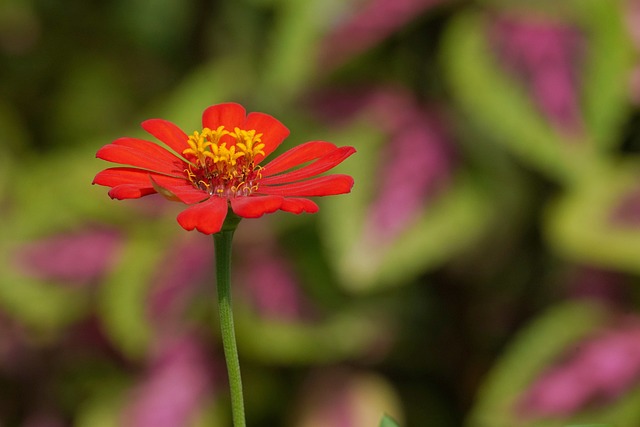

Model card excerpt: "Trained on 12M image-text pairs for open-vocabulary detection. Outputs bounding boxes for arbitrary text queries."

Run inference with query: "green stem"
[213,213,245,427]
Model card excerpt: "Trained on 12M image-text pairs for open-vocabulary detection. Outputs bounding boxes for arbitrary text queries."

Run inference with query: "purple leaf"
[491,15,586,136]
[14,228,123,287]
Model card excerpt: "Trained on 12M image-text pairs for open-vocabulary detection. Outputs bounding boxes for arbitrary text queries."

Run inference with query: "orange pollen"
[182,126,265,197]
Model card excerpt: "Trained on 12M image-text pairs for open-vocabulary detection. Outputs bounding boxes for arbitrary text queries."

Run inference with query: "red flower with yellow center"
[93,103,355,234]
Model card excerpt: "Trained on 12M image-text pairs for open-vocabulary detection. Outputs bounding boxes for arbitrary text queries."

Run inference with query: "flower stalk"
[213,213,245,427]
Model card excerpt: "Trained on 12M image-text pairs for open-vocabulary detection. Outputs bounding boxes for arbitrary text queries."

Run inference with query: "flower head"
[93,103,355,234]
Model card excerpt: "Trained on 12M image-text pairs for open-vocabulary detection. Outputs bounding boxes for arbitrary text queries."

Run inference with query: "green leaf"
[112,0,191,54]
[235,304,393,364]
[380,414,401,427]
[545,159,640,275]
[467,302,603,427]
[441,12,580,183]
[440,2,634,184]
[0,255,87,335]
[48,57,133,146]
[575,1,634,150]
[98,231,170,358]
[318,121,493,293]
[8,147,140,238]
[0,99,29,154]
[564,425,614,427]
[75,385,127,427]
[467,302,640,427]
[259,0,327,103]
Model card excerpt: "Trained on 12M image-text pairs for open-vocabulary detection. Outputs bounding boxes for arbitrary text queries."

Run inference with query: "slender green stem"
[213,213,245,427]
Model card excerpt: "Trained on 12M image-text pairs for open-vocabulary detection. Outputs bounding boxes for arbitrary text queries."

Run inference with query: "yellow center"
[182,126,266,197]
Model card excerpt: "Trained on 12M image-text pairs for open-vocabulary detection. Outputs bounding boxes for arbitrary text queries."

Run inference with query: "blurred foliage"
[2,0,640,426]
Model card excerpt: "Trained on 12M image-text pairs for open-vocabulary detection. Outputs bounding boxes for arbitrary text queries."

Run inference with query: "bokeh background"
[2,0,640,426]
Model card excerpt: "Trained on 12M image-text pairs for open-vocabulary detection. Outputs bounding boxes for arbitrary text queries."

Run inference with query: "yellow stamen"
[183,126,229,166]
[184,167,197,183]
[182,125,264,197]
[231,128,266,160]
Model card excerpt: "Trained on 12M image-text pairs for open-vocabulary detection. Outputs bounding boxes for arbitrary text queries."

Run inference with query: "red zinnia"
[93,103,355,234]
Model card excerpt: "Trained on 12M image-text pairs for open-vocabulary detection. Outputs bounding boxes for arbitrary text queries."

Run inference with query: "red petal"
[93,167,155,199]
[141,119,189,155]
[202,103,246,132]
[230,195,283,218]
[243,112,290,164]
[150,175,209,204]
[96,137,185,176]
[280,198,319,214]
[261,141,339,176]
[93,167,156,188]
[108,185,157,199]
[259,174,354,197]
[93,167,203,203]
[260,146,356,185]
[93,167,182,187]
[177,197,228,234]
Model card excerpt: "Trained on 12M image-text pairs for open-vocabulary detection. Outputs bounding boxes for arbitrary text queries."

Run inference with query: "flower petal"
[93,167,153,187]
[94,167,184,187]
[260,146,356,185]
[150,175,209,204]
[261,141,339,177]
[280,198,319,214]
[93,167,201,203]
[202,103,246,132]
[231,195,283,218]
[243,112,290,164]
[93,167,157,199]
[177,197,228,234]
[96,137,185,176]
[259,174,354,197]
[108,184,156,200]
[141,119,189,155]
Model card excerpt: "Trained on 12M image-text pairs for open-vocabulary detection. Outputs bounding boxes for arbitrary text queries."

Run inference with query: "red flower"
[93,103,355,234]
